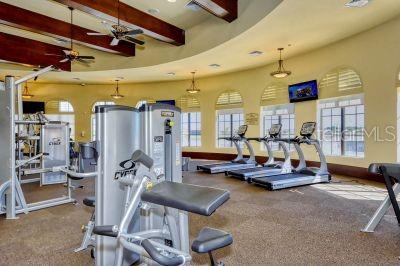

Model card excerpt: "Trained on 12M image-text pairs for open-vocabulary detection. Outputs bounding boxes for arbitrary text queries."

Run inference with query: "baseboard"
[182,151,382,183]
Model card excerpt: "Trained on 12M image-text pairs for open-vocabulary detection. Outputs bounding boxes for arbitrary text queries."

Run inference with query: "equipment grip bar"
[141,239,184,266]
[131,150,154,169]
[93,225,118,237]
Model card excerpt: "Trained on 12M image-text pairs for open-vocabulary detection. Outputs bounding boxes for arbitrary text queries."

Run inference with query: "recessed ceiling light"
[73,77,80,80]
[80,83,86,86]
[53,38,68,44]
[166,72,176,76]
[209,64,221,68]
[345,0,371,8]
[167,0,176,2]
[249,50,263,56]
[148,8,160,14]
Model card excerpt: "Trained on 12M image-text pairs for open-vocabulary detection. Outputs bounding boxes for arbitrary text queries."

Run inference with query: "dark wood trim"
[0,32,71,71]
[52,0,185,45]
[0,2,135,56]
[193,0,238,22]
[183,151,382,183]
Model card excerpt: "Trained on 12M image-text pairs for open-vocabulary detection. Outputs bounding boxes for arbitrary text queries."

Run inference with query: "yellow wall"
[26,15,400,168]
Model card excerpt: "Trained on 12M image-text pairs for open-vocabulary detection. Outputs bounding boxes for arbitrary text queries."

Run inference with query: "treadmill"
[197,125,257,174]
[252,122,331,190]
[225,124,292,181]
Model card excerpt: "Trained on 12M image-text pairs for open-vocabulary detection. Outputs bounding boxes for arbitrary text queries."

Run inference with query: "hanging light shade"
[111,79,124,99]
[22,83,34,99]
[186,71,200,94]
[270,48,291,78]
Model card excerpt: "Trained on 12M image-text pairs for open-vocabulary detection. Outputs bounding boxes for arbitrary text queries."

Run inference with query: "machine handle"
[93,225,118,237]
[141,239,184,266]
[131,150,154,169]
[43,152,49,156]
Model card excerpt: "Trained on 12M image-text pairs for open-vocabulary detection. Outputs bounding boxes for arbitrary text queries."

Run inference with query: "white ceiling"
[1,0,400,84]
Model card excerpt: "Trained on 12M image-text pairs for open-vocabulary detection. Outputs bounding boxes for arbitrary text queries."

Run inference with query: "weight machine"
[0,66,78,219]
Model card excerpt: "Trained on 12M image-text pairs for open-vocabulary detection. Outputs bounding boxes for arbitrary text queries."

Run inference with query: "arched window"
[45,100,75,139]
[215,90,244,148]
[177,96,201,147]
[260,82,287,104]
[319,67,363,98]
[136,99,156,109]
[318,67,364,157]
[91,101,115,141]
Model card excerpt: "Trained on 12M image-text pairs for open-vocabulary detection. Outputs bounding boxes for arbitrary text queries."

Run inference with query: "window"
[261,104,295,150]
[46,114,75,140]
[45,100,75,139]
[59,101,74,113]
[181,112,201,147]
[216,109,244,148]
[318,94,364,157]
[215,90,244,148]
[319,67,363,98]
[178,96,201,148]
[91,101,115,140]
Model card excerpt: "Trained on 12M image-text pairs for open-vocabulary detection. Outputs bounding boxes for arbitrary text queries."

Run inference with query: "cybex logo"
[114,159,136,179]
[49,137,61,146]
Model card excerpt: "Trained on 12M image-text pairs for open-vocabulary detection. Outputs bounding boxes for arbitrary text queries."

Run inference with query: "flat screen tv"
[288,80,318,103]
[23,101,45,114]
[156,100,176,106]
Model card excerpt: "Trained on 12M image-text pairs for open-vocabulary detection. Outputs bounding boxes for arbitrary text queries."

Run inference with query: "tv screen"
[288,80,318,103]
[156,100,176,106]
[23,101,45,114]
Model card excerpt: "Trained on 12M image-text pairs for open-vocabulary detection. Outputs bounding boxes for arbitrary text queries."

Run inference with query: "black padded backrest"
[368,163,400,175]
[141,181,230,216]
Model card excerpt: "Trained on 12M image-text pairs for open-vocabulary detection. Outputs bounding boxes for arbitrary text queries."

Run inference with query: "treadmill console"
[300,122,316,137]
[235,125,248,137]
[269,124,282,137]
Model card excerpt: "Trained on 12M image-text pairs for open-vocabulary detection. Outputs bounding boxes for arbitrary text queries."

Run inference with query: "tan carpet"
[1,165,400,265]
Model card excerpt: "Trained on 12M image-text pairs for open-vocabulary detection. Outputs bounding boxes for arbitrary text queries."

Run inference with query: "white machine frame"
[0,66,78,219]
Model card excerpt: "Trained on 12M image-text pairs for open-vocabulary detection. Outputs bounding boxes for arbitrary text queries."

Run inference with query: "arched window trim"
[91,100,116,113]
[215,90,243,110]
[177,95,201,111]
[45,99,74,114]
[318,67,363,98]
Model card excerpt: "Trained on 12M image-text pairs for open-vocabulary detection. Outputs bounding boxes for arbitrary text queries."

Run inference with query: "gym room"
[1,0,400,265]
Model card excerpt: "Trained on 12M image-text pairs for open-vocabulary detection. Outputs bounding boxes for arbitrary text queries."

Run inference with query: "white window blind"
[177,96,200,110]
[216,90,243,109]
[319,68,362,93]
[261,82,287,103]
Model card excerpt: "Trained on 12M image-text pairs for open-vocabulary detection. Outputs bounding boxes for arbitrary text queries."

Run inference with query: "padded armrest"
[141,181,230,216]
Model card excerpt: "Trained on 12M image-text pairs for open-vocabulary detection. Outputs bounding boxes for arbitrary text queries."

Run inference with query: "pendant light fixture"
[270,48,291,78]
[187,71,200,94]
[111,79,124,99]
[22,83,34,99]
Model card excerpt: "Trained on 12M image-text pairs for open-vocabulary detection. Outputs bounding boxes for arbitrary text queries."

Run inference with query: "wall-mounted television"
[23,101,45,114]
[288,80,318,103]
[156,100,176,106]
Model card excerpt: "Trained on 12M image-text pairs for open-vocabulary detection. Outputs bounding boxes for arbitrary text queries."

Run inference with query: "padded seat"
[191,227,233,253]
[141,181,230,216]
[83,196,95,207]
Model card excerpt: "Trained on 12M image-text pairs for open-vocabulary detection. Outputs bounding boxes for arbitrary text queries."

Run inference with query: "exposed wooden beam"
[0,2,135,56]
[0,32,71,71]
[194,0,238,22]
[51,0,185,46]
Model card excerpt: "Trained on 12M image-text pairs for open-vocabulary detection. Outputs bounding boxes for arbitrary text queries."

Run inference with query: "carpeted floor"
[1,161,400,265]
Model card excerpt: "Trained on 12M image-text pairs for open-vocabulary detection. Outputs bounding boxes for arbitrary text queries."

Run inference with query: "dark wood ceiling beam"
[51,0,185,46]
[0,2,135,56]
[194,0,238,22]
[0,32,71,71]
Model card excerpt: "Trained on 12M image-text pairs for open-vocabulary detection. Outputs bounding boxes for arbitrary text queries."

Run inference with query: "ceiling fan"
[46,7,95,65]
[87,0,145,46]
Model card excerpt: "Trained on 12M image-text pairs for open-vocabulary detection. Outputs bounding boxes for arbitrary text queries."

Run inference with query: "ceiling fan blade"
[125,29,143,36]
[59,58,69,63]
[101,21,114,33]
[110,38,119,46]
[63,50,71,55]
[77,56,95,60]
[87,32,108,36]
[45,53,63,57]
[75,58,91,66]
[124,36,145,46]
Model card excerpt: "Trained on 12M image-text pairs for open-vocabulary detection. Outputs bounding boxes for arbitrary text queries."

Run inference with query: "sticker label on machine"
[161,111,174,117]
[153,136,164,176]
